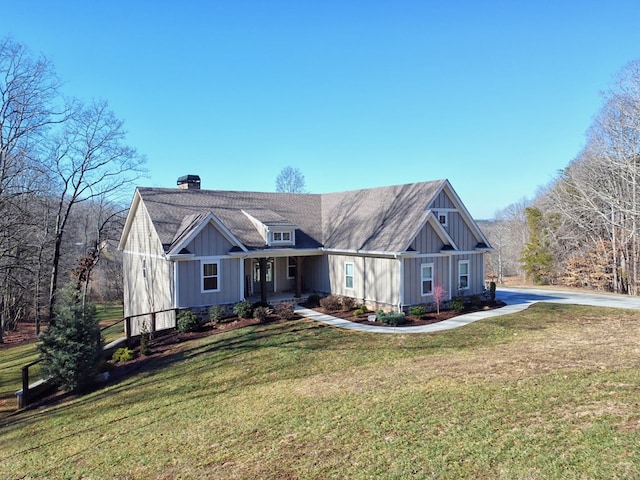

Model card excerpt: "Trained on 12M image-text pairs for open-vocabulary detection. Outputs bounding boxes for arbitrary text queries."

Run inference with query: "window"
[437,212,448,226]
[458,260,470,290]
[345,262,354,289]
[202,261,220,292]
[421,263,434,296]
[287,257,297,279]
[142,258,147,279]
[272,231,293,243]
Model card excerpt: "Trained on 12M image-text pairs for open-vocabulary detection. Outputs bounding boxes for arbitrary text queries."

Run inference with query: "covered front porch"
[236,249,323,304]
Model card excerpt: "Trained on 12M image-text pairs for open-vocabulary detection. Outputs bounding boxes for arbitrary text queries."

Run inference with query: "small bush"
[112,347,135,363]
[341,296,356,310]
[320,295,342,311]
[209,305,225,323]
[409,305,427,319]
[306,294,321,307]
[489,281,496,303]
[354,304,369,316]
[253,306,271,322]
[233,301,253,319]
[275,302,296,320]
[450,296,465,313]
[140,325,151,356]
[376,311,407,326]
[177,310,199,333]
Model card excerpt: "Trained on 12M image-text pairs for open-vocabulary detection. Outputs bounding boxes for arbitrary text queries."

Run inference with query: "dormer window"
[270,229,294,245]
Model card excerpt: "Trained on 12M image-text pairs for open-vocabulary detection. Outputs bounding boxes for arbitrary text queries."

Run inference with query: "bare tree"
[0,37,65,341]
[276,166,306,193]
[46,99,146,320]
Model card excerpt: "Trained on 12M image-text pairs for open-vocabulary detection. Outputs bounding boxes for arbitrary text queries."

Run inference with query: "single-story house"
[118,176,492,334]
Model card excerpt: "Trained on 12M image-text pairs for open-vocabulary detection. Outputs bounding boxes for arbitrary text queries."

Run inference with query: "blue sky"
[5,1,640,218]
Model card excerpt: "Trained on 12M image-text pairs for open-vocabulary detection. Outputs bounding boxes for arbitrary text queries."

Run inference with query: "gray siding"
[451,252,486,295]
[122,204,174,335]
[403,256,451,306]
[430,190,455,209]
[410,222,445,253]
[275,257,295,292]
[327,254,400,308]
[177,257,242,307]
[302,255,330,293]
[186,223,234,256]
[447,212,478,251]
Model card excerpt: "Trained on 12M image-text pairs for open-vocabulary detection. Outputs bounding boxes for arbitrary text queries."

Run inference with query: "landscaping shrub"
[209,305,225,323]
[253,306,271,322]
[450,295,465,313]
[409,305,427,319]
[111,347,135,363]
[177,310,199,333]
[376,311,407,326]
[233,300,253,319]
[341,296,356,310]
[37,290,103,392]
[305,294,321,307]
[275,302,296,320]
[489,281,496,303]
[139,321,152,356]
[320,295,342,311]
[354,304,369,316]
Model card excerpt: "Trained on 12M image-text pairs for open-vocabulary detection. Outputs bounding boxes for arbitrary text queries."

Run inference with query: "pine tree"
[520,207,555,284]
[37,289,104,392]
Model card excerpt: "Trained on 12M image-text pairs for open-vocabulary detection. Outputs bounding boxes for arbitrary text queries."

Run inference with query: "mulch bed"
[306,301,507,327]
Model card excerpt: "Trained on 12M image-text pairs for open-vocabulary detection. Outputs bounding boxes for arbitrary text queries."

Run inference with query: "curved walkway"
[294,287,640,334]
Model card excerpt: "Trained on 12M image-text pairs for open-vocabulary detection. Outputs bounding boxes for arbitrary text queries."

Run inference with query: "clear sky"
[5,0,640,218]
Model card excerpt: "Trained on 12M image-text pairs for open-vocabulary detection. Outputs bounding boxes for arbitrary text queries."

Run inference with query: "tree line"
[0,37,144,342]
[484,60,640,295]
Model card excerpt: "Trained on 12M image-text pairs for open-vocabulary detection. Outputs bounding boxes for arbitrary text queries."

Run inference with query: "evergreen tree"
[520,207,555,284]
[37,289,104,392]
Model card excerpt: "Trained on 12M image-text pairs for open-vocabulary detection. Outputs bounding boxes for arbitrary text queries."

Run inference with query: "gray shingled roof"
[136,179,447,254]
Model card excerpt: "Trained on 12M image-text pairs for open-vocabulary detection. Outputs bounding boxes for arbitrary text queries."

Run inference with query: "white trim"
[420,262,434,296]
[398,257,404,310]
[286,256,297,279]
[122,250,166,260]
[344,261,355,290]
[458,259,470,291]
[201,258,221,293]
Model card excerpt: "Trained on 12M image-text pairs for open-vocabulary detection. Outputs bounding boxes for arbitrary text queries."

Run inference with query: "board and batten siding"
[188,222,235,256]
[327,254,400,308]
[409,222,446,253]
[452,252,485,294]
[121,204,174,335]
[446,212,479,251]
[402,255,450,306]
[177,257,242,307]
[430,190,455,209]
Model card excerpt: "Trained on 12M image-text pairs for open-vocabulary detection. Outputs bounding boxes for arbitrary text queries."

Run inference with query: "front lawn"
[0,303,639,479]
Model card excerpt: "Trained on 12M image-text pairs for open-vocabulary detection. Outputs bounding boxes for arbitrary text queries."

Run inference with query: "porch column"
[259,257,267,304]
[295,256,304,298]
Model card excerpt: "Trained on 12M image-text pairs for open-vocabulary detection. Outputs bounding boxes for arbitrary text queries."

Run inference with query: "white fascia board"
[118,189,142,250]
[437,180,492,247]
[228,248,323,258]
[170,212,248,256]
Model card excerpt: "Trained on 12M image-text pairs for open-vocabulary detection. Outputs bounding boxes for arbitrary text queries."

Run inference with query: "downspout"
[238,257,246,301]
[397,254,404,312]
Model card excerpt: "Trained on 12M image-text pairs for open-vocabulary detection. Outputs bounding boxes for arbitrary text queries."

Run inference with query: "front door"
[252,258,274,294]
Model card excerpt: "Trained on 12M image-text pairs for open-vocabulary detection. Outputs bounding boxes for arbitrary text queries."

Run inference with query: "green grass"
[1,303,639,479]
[0,303,124,416]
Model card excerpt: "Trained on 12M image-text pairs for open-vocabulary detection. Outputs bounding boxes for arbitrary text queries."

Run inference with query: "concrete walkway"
[294,287,640,334]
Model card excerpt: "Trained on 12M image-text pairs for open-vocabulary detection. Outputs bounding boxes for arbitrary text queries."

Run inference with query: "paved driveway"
[295,287,640,334]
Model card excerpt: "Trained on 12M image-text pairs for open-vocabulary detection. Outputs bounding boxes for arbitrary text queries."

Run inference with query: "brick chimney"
[177,175,201,190]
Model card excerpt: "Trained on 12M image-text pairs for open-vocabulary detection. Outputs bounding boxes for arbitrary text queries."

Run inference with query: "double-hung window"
[202,260,220,292]
[421,263,434,296]
[287,257,297,279]
[458,260,470,290]
[345,262,354,289]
